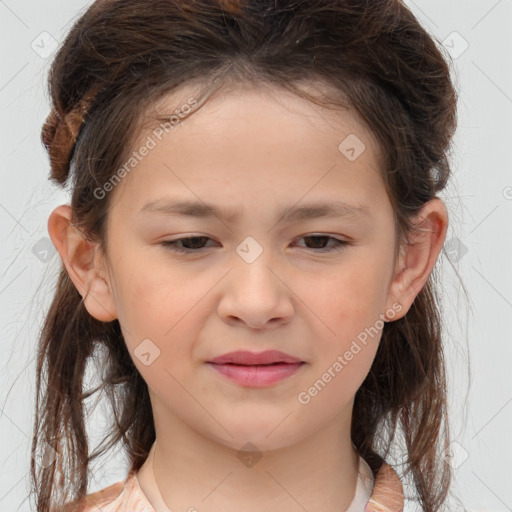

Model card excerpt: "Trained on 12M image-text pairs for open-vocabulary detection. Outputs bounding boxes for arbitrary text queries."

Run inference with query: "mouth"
[214,362,297,366]
[205,360,305,387]
[207,350,304,366]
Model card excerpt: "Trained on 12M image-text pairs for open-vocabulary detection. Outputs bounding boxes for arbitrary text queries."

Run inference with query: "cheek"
[109,252,195,346]
[322,256,390,329]
[112,266,202,393]
[111,255,222,380]
[310,256,389,378]
[300,276,384,414]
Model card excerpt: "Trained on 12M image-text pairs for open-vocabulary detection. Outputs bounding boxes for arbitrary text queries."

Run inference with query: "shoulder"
[366,461,404,512]
[81,480,126,512]
[75,471,156,512]
[61,476,128,512]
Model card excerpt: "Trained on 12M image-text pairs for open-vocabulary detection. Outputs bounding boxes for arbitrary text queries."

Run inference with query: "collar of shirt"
[80,456,404,512]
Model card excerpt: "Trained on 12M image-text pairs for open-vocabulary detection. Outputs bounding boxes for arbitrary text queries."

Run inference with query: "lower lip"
[206,362,304,387]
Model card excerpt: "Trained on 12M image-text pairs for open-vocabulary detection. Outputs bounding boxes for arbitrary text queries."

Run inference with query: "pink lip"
[206,361,304,387]
[206,350,305,387]
[208,350,303,365]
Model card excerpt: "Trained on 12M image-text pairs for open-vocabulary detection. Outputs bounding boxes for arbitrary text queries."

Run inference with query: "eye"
[160,234,350,254]
[293,234,350,252]
[160,236,216,253]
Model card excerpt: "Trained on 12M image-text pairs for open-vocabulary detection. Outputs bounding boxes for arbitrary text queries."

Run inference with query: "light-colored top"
[76,455,404,512]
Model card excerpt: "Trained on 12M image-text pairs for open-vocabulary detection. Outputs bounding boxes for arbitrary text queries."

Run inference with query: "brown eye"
[160,234,350,255]
[160,236,216,253]
[295,235,350,252]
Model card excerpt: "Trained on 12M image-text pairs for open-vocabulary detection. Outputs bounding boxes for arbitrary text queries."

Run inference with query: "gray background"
[1,0,511,510]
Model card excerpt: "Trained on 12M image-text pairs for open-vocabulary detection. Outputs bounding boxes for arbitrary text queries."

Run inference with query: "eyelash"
[160,235,350,254]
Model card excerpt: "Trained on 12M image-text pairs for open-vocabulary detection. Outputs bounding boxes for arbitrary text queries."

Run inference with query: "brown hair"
[32,1,459,511]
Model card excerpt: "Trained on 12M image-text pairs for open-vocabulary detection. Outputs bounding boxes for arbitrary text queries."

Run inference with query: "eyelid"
[159,233,352,254]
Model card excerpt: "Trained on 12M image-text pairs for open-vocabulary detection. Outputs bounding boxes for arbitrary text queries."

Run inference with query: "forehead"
[109,81,387,219]
[142,79,381,156]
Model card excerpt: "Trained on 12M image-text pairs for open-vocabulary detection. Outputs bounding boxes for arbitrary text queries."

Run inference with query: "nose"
[217,244,295,330]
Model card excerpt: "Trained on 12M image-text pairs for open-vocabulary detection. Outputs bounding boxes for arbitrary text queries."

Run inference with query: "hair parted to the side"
[32,1,458,511]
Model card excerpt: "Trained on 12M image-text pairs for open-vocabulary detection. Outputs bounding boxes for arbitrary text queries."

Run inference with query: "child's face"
[102,83,402,450]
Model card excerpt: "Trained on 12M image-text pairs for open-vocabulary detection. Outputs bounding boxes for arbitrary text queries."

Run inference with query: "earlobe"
[385,198,448,321]
[47,204,118,322]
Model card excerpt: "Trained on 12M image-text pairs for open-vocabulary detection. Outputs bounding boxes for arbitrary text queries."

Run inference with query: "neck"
[137,399,360,512]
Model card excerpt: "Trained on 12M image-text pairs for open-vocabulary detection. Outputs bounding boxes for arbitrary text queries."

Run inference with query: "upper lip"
[208,350,303,365]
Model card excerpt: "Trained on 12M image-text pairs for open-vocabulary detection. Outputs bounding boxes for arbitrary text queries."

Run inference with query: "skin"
[48,82,448,512]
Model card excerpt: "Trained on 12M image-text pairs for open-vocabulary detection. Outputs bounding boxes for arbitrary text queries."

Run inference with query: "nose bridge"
[235,234,267,266]
[221,237,292,329]
[233,234,279,289]
[226,233,292,306]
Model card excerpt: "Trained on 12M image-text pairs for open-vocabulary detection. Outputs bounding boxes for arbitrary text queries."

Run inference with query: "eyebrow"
[138,198,371,223]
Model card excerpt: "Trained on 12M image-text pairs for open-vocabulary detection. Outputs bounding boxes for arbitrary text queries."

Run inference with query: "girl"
[32,1,458,511]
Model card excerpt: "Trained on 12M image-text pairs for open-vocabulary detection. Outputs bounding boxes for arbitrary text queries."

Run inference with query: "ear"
[385,198,448,321]
[47,204,118,322]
